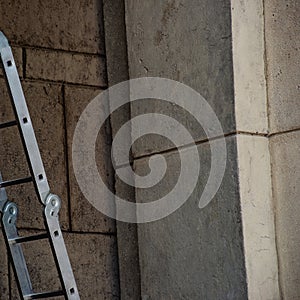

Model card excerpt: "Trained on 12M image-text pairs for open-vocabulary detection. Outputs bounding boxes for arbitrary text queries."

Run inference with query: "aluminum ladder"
[0,31,80,299]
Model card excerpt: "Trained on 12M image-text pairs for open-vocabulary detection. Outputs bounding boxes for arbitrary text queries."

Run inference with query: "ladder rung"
[24,290,64,299]
[0,176,32,188]
[0,120,17,129]
[9,233,48,244]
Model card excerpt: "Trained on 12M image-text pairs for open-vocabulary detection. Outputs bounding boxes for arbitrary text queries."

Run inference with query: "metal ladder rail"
[0,31,80,299]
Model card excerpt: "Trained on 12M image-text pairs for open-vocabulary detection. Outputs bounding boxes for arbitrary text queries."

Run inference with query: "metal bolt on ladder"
[0,31,80,299]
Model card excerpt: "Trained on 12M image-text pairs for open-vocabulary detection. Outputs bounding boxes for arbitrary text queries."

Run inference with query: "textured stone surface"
[26,49,107,86]
[0,1,121,299]
[0,0,105,54]
[0,233,9,300]
[126,0,235,157]
[65,233,120,299]
[135,137,247,298]
[0,79,69,230]
[265,0,300,133]
[237,135,279,299]
[0,46,23,78]
[270,131,300,299]
[0,77,28,179]
[25,82,69,229]
[64,85,115,233]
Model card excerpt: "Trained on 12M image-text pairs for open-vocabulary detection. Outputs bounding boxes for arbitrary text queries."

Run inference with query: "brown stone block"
[0,0,105,54]
[0,79,69,229]
[0,231,9,300]
[65,233,119,299]
[26,49,107,87]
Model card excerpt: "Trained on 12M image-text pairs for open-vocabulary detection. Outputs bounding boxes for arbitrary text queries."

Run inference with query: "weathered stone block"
[26,49,107,87]
[65,233,119,299]
[64,85,115,233]
[0,79,69,229]
[134,136,247,299]
[0,77,28,179]
[26,81,69,229]
[0,0,105,54]
[0,232,9,300]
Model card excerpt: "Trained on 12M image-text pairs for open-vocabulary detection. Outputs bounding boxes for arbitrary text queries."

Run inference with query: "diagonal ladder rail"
[0,31,80,299]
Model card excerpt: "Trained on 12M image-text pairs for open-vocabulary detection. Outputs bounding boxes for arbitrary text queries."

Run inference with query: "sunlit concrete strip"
[232,0,280,298]
[232,0,268,134]
[237,135,279,299]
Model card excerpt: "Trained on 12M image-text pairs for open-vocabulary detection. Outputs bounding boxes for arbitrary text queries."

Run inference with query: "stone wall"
[0,1,120,299]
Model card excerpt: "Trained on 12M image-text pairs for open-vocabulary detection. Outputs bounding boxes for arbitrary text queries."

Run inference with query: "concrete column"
[103,1,141,299]
[123,0,281,298]
[232,0,279,298]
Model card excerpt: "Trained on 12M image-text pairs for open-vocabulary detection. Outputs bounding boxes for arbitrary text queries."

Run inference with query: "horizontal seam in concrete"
[117,131,269,167]
[268,127,300,138]
[236,130,268,137]
[135,131,270,159]
[123,133,235,166]
[10,43,106,58]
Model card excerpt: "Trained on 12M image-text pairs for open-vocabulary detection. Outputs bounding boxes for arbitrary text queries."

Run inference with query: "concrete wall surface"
[265,0,300,298]
[126,0,248,299]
